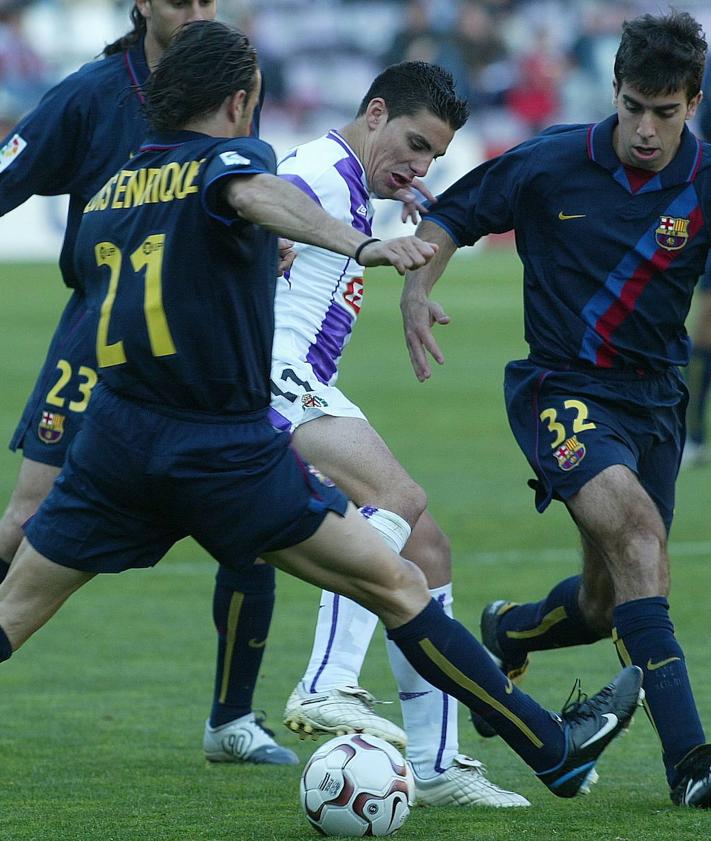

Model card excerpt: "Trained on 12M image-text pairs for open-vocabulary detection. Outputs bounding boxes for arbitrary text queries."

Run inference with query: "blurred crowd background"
[1,0,710,248]
[2,0,711,143]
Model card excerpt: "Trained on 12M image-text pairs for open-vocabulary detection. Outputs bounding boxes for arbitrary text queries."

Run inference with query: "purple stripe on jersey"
[267,406,292,432]
[335,158,372,235]
[327,130,357,159]
[305,296,354,384]
[279,173,322,206]
[434,591,449,773]
[309,594,341,693]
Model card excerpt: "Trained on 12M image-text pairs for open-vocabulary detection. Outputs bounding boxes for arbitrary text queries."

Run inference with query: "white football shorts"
[269,357,367,433]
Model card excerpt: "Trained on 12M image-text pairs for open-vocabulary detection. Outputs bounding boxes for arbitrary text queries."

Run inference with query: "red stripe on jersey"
[594,204,704,367]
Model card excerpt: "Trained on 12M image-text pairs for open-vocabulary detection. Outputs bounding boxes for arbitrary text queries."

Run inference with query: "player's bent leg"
[265,505,429,629]
[0,537,94,654]
[267,507,643,797]
[0,458,60,577]
[292,415,427,526]
[569,466,709,802]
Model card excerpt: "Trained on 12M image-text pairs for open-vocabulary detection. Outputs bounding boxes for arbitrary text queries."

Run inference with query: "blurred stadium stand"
[2,0,711,255]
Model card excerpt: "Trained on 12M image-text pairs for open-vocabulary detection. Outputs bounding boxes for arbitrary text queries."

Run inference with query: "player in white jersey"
[272,62,529,808]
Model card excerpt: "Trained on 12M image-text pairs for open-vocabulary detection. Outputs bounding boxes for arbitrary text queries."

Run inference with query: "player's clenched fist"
[355,236,438,274]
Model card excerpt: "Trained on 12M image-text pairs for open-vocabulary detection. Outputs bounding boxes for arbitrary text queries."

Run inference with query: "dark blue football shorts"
[10,290,97,467]
[25,383,349,573]
[504,357,687,532]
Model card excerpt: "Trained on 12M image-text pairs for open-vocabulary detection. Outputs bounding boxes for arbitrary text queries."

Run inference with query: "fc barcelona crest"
[554,436,586,471]
[302,393,328,409]
[655,215,689,251]
[38,411,65,444]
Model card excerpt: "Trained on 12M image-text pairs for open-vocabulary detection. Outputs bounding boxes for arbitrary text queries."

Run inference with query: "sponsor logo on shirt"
[655,215,689,251]
[38,411,65,444]
[219,151,252,167]
[0,133,27,174]
[343,277,364,314]
[553,436,585,471]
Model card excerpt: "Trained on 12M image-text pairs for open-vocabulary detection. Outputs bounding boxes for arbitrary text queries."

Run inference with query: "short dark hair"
[144,21,258,133]
[356,61,469,130]
[614,10,707,101]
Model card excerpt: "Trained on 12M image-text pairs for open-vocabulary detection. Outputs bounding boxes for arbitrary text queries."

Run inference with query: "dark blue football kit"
[25,133,348,572]
[425,114,711,789]
[427,115,711,530]
[0,38,282,738]
[0,41,151,465]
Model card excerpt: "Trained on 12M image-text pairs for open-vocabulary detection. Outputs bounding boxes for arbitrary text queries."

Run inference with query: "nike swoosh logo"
[248,638,267,648]
[579,713,618,749]
[646,656,681,670]
[558,212,586,220]
[398,691,432,701]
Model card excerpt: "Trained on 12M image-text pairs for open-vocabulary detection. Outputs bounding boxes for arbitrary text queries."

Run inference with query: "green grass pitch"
[1,251,710,840]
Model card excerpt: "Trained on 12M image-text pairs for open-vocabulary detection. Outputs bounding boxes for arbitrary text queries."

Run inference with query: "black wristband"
[354,237,381,265]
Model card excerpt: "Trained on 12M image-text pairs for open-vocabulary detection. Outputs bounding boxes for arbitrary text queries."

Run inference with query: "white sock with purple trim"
[299,506,411,694]
[385,583,458,777]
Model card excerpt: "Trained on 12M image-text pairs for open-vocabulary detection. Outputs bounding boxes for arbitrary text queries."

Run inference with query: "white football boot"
[283,684,407,751]
[412,754,531,807]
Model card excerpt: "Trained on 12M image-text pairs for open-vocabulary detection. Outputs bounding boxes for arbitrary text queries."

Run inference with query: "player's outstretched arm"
[225,173,435,272]
[400,221,457,382]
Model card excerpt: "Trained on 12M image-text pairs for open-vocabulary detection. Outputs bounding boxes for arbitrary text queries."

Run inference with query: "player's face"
[138,0,217,53]
[613,81,701,172]
[365,106,454,199]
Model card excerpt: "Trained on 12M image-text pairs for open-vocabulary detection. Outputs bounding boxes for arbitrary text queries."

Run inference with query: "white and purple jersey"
[270,131,375,431]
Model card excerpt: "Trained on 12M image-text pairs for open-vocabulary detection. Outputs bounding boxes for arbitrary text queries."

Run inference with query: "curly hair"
[614,10,707,100]
[144,21,258,132]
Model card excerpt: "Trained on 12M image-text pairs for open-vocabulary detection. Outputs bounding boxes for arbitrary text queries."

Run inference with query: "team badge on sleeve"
[655,216,689,251]
[553,436,586,471]
[38,411,65,444]
[0,134,27,174]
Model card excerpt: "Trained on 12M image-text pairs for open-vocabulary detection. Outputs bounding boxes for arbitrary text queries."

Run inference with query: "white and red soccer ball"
[299,734,415,837]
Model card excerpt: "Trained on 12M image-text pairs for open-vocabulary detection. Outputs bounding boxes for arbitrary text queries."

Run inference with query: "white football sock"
[385,583,458,777]
[300,507,411,693]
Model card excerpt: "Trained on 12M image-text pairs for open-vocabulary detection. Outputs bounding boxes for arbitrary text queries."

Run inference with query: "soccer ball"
[299,733,415,837]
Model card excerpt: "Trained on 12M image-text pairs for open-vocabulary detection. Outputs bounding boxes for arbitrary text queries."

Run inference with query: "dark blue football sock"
[496,576,604,665]
[685,346,711,444]
[387,599,564,772]
[0,558,9,584]
[0,626,12,662]
[612,597,705,787]
[209,563,275,728]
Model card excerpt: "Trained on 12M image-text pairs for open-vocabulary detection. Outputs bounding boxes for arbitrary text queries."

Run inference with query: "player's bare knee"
[620,527,670,596]
[404,514,452,585]
[353,557,428,616]
[385,479,426,527]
